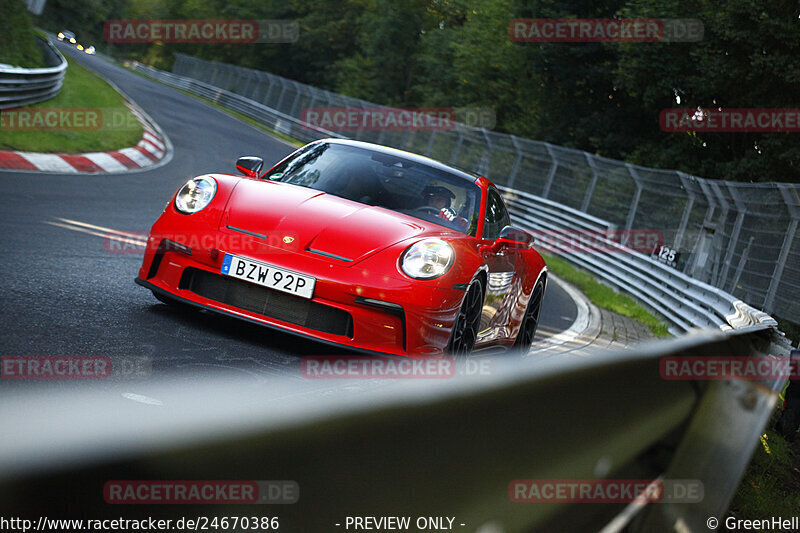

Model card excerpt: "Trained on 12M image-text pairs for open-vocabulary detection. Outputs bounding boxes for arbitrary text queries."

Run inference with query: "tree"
[334,0,433,105]
[1,0,44,68]
[615,0,800,181]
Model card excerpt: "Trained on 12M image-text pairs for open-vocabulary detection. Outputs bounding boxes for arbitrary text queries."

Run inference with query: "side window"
[483,188,511,240]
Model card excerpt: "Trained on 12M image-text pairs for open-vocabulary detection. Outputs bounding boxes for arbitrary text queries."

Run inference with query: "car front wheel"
[446,276,484,357]
[514,279,545,351]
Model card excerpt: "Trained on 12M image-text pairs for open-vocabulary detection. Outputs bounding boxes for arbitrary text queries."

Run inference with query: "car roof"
[319,138,483,185]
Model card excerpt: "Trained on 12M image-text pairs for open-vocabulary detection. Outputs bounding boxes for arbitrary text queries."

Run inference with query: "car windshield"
[265,142,481,236]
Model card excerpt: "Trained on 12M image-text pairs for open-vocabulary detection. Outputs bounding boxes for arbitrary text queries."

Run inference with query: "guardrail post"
[685,179,722,280]
[197,57,207,81]
[232,66,246,94]
[718,185,747,290]
[245,69,259,99]
[729,236,754,294]
[352,98,370,142]
[262,73,278,107]
[288,81,303,117]
[540,143,559,199]
[274,78,290,113]
[624,164,643,231]
[424,130,438,157]
[581,153,600,212]
[370,102,387,145]
[224,65,235,91]
[250,71,264,101]
[305,89,318,126]
[706,182,731,287]
[450,130,464,165]
[477,128,492,178]
[673,172,696,252]
[208,64,219,86]
[401,130,413,150]
[763,184,800,313]
[506,135,523,189]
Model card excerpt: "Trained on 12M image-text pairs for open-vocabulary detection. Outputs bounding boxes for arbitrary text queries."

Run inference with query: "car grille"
[179,268,353,338]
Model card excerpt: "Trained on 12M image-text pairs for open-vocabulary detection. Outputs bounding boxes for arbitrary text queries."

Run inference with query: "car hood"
[221,179,443,264]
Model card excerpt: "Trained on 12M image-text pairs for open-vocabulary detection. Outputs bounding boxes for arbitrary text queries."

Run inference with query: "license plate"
[221,254,316,299]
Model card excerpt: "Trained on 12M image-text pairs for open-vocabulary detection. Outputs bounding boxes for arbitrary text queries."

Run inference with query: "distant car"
[84,46,96,55]
[57,30,76,44]
[76,44,84,51]
[136,139,547,357]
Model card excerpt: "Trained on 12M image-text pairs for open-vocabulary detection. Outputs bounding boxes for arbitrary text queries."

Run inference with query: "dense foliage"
[34,0,800,181]
[1,0,45,68]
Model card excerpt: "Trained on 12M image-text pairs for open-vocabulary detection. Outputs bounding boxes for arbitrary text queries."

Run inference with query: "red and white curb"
[0,102,170,174]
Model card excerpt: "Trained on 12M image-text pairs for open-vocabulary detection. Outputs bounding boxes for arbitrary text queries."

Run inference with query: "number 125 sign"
[652,245,680,268]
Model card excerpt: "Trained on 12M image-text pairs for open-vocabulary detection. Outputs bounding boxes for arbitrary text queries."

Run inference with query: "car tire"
[446,276,484,357]
[513,279,545,351]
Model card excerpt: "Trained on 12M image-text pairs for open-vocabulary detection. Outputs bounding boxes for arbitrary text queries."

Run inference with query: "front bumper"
[137,232,465,357]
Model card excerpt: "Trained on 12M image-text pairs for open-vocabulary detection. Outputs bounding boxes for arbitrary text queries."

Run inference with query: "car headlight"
[174,177,217,214]
[400,238,454,280]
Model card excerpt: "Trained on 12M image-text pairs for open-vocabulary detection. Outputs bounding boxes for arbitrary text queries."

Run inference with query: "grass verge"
[0,57,143,153]
[729,428,800,519]
[543,253,671,337]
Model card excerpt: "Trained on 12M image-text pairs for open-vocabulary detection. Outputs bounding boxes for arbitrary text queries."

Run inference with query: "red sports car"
[135,139,547,356]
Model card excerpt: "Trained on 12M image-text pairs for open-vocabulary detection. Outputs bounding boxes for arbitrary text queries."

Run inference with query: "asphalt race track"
[0,45,579,394]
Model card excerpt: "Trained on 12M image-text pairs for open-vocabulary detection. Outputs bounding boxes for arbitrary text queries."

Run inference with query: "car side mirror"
[497,225,535,249]
[235,156,264,178]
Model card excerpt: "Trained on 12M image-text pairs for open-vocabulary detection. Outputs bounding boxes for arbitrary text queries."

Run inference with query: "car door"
[476,188,521,344]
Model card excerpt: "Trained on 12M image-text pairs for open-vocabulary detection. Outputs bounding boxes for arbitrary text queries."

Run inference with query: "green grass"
[729,429,800,519]
[120,63,303,148]
[543,253,671,337]
[0,57,143,153]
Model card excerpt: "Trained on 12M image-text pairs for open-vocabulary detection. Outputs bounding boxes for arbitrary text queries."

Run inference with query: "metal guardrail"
[500,187,778,334]
[0,327,791,532]
[124,59,780,335]
[0,37,67,110]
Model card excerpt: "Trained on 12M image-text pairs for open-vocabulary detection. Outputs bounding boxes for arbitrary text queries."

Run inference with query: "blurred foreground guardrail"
[0,327,792,531]
[124,60,779,334]
[0,37,67,109]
